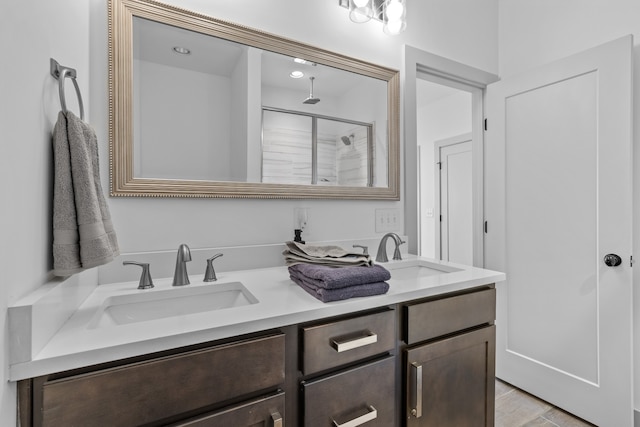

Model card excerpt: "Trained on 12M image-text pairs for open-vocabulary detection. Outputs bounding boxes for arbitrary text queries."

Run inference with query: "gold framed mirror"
[109,0,400,199]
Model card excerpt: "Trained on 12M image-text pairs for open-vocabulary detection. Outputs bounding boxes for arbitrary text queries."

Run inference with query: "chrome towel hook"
[50,58,85,120]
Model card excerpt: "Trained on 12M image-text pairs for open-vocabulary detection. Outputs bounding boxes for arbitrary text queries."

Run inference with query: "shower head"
[341,134,354,145]
[303,77,320,104]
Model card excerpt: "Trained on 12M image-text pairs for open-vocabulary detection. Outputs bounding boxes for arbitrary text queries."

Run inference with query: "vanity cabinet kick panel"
[167,391,285,427]
[302,356,396,427]
[36,333,285,427]
[301,309,395,375]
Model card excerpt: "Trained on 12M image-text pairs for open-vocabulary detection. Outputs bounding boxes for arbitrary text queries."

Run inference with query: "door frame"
[434,133,473,261]
[403,46,498,266]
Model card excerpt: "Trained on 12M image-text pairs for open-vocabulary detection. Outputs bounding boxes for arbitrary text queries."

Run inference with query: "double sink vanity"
[10,241,504,426]
[11,0,504,424]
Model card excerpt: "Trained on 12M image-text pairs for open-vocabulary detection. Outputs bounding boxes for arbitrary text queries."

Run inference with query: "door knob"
[604,254,622,267]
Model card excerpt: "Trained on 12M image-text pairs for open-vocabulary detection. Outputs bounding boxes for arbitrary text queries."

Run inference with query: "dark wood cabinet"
[168,391,285,427]
[299,309,397,426]
[18,286,497,427]
[302,356,396,427]
[301,309,395,375]
[25,333,285,427]
[402,286,496,427]
[405,326,496,427]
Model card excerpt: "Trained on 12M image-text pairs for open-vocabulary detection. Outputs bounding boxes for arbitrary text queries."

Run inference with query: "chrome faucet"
[376,233,405,262]
[172,243,192,286]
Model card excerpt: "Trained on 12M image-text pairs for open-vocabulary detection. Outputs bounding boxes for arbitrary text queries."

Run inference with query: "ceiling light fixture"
[349,0,374,23]
[338,0,406,35]
[172,46,191,55]
[294,58,317,66]
[290,70,305,79]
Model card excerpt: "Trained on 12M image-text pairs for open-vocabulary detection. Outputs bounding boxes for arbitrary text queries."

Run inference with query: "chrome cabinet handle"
[410,362,423,418]
[332,405,377,427]
[271,411,283,427]
[331,332,378,353]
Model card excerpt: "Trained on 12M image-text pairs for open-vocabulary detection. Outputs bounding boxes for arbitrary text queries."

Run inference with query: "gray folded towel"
[283,241,372,267]
[52,111,119,276]
[289,264,391,290]
[290,274,389,303]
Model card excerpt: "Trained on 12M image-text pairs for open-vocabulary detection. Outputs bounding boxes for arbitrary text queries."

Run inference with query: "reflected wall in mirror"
[110,0,399,199]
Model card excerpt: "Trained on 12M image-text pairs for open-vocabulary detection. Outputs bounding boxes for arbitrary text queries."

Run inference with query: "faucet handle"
[204,253,224,282]
[352,244,369,255]
[123,261,154,290]
[393,239,406,261]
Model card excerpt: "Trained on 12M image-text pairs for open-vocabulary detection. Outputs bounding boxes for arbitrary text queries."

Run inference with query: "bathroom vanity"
[11,256,503,426]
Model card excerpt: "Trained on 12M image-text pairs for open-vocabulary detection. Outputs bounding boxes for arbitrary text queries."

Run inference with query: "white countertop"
[9,256,504,381]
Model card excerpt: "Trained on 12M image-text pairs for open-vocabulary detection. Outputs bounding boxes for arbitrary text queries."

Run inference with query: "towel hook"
[50,58,85,120]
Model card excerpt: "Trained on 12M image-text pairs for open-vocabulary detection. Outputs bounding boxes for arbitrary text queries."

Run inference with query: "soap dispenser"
[294,229,305,244]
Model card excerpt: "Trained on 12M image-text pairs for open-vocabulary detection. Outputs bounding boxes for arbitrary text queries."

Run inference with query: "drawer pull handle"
[332,405,377,427]
[271,411,283,427]
[331,332,378,353]
[410,362,423,418]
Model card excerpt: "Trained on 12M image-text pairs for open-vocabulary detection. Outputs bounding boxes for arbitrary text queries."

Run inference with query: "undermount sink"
[385,259,463,281]
[88,282,258,328]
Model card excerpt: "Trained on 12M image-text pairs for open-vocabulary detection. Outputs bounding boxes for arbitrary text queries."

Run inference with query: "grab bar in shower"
[50,58,85,120]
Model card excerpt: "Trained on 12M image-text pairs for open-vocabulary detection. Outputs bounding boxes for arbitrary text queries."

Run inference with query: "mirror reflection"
[110,0,399,199]
[132,17,387,186]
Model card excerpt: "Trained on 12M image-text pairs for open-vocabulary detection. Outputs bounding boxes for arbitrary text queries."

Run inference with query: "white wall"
[137,60,231,180]
[0,1,90,425]
[498,0,640,413]
[0,0,497,424]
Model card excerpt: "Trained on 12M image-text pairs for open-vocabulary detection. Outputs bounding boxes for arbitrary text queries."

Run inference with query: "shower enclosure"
[261,107,374,186]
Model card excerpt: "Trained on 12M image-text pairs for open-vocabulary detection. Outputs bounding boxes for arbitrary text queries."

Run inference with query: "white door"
[485,35,633,426]
[436,135,473,265]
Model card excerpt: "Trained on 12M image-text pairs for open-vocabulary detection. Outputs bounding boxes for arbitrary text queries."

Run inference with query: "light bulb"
[349,0,373,23]
[384,19,404,35]
[385,0,404,20]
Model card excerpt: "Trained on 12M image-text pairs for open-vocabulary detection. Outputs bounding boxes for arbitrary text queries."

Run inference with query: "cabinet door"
[406,326,495,427]
[302,356,395,427]
[170,392,285,427]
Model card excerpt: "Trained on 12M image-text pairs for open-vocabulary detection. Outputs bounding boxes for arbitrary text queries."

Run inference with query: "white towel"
[283,241,372,267]
[52,111,119,276]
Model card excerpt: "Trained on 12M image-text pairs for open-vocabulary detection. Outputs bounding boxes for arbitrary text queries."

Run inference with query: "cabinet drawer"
[39,333,285,427]
[302,356,395,427]
[302,309,395,375]
[170,391,285,427]
[404,287,495,344]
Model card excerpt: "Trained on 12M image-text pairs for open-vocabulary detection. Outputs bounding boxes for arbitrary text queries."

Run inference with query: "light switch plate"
[375,208,400,233]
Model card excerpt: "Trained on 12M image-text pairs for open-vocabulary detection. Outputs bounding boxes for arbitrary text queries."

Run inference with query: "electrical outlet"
[375,208,400,233]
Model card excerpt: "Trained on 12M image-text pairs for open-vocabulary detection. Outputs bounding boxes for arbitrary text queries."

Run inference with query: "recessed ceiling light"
[173,46,191,55]
[293,58,317,66]
[290,71,304,79]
